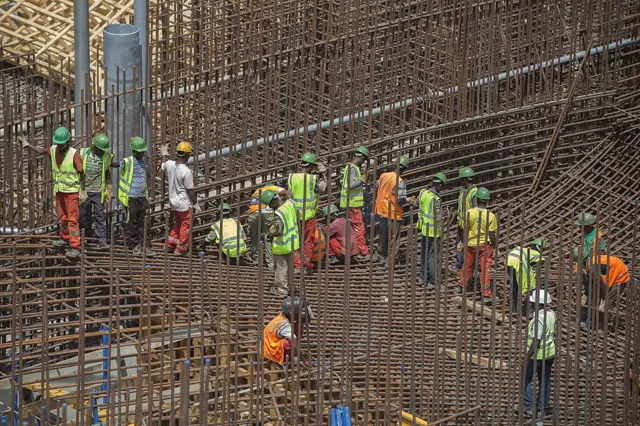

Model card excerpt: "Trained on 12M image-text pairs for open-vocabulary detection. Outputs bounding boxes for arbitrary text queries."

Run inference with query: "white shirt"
[162,160,194,212]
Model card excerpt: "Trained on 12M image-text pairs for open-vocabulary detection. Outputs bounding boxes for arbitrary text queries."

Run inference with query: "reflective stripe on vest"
[457,186,477,228]
[418,189,441,238]
[211,218,247,257]
[374,172,403,220]
[288,173,318,220]
[527,310,556,360]
[51,146,80,194]
[80,147,112,202]
[263,313,290,365]
[272,200,300,255]
[339,164,364,208]
[508,246,541,294]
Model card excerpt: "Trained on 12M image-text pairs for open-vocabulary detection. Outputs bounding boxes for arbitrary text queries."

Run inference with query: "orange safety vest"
[375,172,404,220]
[598,255,630,288]
[311,225,327,262]
[263,313,290,365]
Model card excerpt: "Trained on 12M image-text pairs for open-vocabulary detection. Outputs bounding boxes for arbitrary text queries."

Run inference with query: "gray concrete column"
[73,0,90,141]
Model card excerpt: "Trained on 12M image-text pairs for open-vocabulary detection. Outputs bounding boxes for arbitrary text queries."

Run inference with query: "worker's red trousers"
[458,244,494,297]
[167,209,191,254]
[56,192,81,249]
[294,218,316,268]
[348,208,369,255]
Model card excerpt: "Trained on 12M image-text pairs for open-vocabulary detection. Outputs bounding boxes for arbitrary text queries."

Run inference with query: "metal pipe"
[73,0,90,139]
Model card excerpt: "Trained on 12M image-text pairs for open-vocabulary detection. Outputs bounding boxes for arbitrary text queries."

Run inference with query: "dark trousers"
[377,216,400,260]
[509,267,521,311]
[125,197,149,247]
[524,357,554,410]
[79,192,107,244]
[421,236,442,284]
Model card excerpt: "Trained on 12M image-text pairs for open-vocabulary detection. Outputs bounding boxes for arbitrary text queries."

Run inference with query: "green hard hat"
[475,187,491,201]
[130,136,147,153]
[531,238,548,249]
[398,156,409,168]
[574,212,596,226]
[301,152,318,165]
[53,126,71,145]
[92,133,111,151]
[260,189,278,205]
[220,203,232,213]
[459,167,475,179]
[433,172,447,184]
[321,204,339,217]
[354,146,370,157]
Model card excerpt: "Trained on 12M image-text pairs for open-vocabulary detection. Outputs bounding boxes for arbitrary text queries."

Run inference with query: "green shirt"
[84,151,104,193]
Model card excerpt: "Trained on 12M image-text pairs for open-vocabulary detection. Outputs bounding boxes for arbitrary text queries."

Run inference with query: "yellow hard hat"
[176,141,193,154]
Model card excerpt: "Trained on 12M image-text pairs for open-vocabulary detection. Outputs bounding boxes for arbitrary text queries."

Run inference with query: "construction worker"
[374,156,413,266]
[574,212,605,263]
[79,134,114,249]
[508,238,546,313]
[456,167,478,270]
[247,185,288,269]
[200,203,248,264]
[416,172,447,290]
[339,146,370,261]
[263,189,299,296]
[160,142,198,256]
[287,152,327,274]
[457,187,498,303]
[119,137,154,257]
[263,295,314,366]
[22,126,83,258]
[319,204,362,264]
[515,289,555,417]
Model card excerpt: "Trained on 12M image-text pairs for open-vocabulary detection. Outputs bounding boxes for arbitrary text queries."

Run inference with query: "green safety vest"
[211,218,247,258]
[272,199,300,255]
[118,156,148,207]
[457,186,477,228]
[339,164,364,208]
[508,246,543,294]
[80,147,113,202]
[288,173,318,220]
[50,146,81,194]
[527,310,556,360]
[417,188,442,238]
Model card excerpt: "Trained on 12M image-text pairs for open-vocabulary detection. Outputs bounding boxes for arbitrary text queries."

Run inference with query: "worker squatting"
[23,129,636,417]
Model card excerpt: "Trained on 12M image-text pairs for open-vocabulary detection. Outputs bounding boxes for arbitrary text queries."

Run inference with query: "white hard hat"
[529,289,552,305]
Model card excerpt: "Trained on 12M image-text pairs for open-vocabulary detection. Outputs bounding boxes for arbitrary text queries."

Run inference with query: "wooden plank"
[443,348,509,370]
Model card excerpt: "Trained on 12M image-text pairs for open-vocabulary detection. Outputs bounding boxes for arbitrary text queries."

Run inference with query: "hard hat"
[530,238,548,250]
[398,156,409,168]
[130,136,148,152]
[529,289,552,305]
[321,205,339,217]
[300,152,318,165]
[282,295,314,320]
[574,212,596,226]
[176,141,193,154]
[475,187,491,201]
[53,126,71,145]
[433,172,447,184]
[260,189,278,205]
[220,203,232,213]
[572,246,582,262]
[458,167,475,179]
[91,133,111,151]
[354,146,370,157]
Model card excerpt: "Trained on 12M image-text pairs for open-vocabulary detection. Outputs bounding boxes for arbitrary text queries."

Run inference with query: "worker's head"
[475,187,491,206]
[530,237,548,253]
[458,167,475,188]
[176,141,193,161]
[351,146,370,165]
[130,136,148,159]
[431,172,447,191]
[220,203,232,218]
[574,212,596,233]
[53,126,71,152]
[300,152,318,171]
[91,133,111,156]
[260,189,281,210]
[397,156,409,173]
[282,295,314,324]
[529,289,552,307]
[320,204,339,220]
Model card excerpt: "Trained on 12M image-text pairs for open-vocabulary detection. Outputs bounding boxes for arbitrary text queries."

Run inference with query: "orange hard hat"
[176,141,193,154]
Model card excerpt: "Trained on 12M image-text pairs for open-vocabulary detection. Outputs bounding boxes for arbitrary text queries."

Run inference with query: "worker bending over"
[339,146,371,261]
[22,126,83,259]
[574,212,605,263]
[457,187,497,304]
[247,185,287,269]
[456,167,478,271]
[200,203,248,264]
[263,296,314,367]
[416,172,447,290]
[287,152,327,274]
[319,205,362,264]
[508,238,546,313]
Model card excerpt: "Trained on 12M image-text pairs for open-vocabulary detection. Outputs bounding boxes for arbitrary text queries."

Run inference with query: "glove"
[362,171,369,184]
[316,162,327,173]
[266,233,274,242]
[159,144,169,157]
[18,136,29,149]
[79,190,88,204]
[192,204,202,213]
[106,185,113,201]
[456,241,464,252]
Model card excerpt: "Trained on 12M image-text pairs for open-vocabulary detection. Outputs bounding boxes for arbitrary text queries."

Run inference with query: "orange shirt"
[263,313,290,365]
[598,255,630,288]
[375,172,404,220]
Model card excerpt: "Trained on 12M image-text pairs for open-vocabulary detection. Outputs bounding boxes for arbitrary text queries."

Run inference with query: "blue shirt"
[120,157,148,198]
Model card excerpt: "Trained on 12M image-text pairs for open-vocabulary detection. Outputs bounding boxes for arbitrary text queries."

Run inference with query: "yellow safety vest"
[507,246,543,294]
[339,164,364,208]
[80,147,112,202]
[272,200,300,255]
[118,156,148,207]
[211,218,247,257]
[288,173,318,220]
[527,310,556,360]
[417,188,442,238]
[50,146,80,194]
[457,186,477,228]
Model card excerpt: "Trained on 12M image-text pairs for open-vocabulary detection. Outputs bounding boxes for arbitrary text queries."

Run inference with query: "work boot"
[426,282,436,291]
[455,286,464,295]
[482,295,499,305]
[328,256,341,265]
[354,253,370,263]
[270,286,288,296]
[513,404,532,417]
[174,249,188,257]
[96,241,110,250]
[143,246,156,257]
[52,239,68,248]
[447,265,459,275]
[132,245,143,256]
[65,248,80,259]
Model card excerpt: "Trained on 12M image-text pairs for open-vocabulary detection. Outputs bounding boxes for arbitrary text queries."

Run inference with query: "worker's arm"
[396,180,408,205]
[488,213,498,248]
[526,338,538,360]
[347,165,365,189]
[270,216,285,237]
[187,188,197,206]
[316,177,327,193]
[20,138,46,155]
[489,231,497,248]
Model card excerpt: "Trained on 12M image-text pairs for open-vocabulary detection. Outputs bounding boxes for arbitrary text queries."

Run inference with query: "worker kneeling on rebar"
[200,203,248,264]
[317,204,365,265]
[507,238,546,315]
[263,296,314,367]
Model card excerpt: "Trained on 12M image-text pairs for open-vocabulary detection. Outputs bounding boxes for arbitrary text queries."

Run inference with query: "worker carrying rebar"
[416,172,447,290]
[262,189,300,296]
[339,146,371,261]
[247,185,288,270]
[457,187,497,304]
[119,137,155,257]
[574,212,606,263]
[160,142,199,256]
[263,296,314,366]
[287,152,327,275]
[374,156,414,267]
[455,167,478,271]
[79,134,116,250]
[514,289,555,418]
[318,204,362,264]
[22,126,83,259]
[508,238,546,313]
[200,203,248,264]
